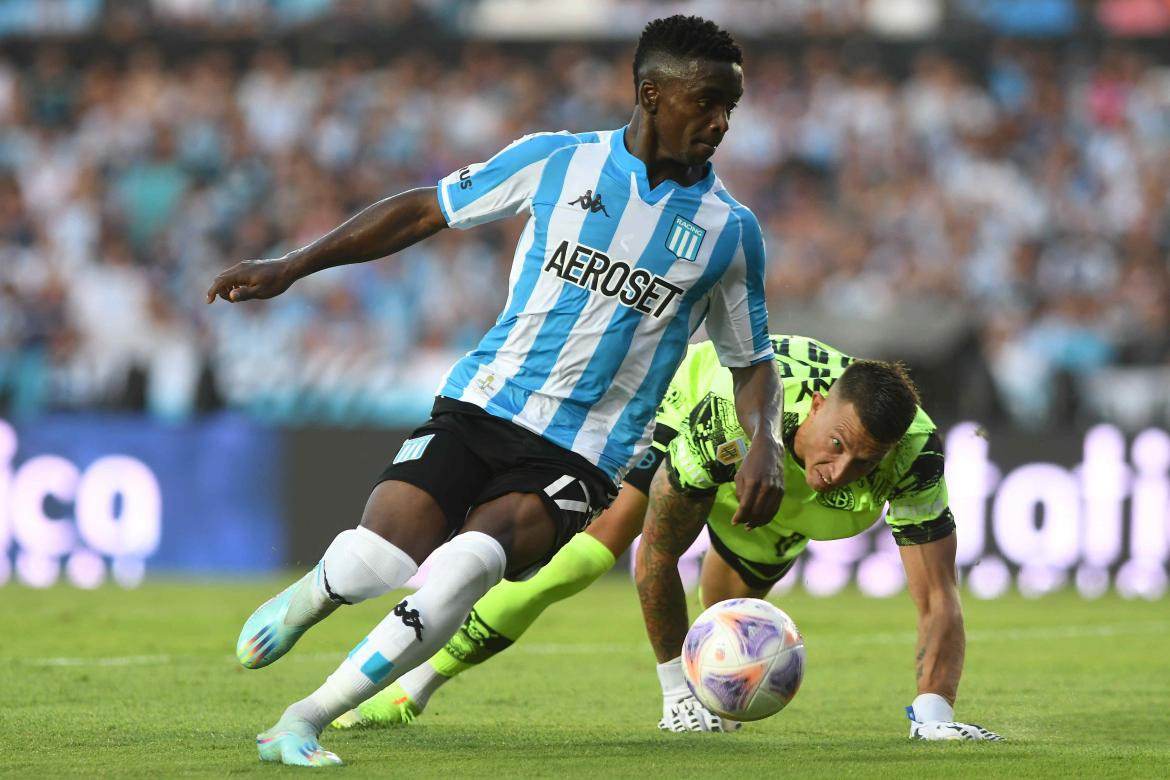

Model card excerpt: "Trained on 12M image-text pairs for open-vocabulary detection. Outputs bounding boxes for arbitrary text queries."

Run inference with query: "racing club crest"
[666,215,705,261]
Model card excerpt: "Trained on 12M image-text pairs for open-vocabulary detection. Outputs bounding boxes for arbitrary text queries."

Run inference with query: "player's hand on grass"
[206,257,295,303]
[906,693,1003,741]
[659,693,742,733]
[731,438,784,529]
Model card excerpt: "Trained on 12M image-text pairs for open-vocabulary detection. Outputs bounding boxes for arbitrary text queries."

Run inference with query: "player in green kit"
[334,335,1002,741]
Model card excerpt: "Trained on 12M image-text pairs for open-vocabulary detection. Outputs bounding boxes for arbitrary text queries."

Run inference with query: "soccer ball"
[682,598,805,721]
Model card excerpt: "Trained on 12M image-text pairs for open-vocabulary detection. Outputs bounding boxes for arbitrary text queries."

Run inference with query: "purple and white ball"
[682,598,805,721]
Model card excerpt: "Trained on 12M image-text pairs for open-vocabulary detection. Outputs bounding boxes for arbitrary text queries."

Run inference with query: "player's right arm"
[207,188,446,303]
[207,131,580,304]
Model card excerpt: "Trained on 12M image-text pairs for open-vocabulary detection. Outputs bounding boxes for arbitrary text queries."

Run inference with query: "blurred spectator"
[0,7,1168,432]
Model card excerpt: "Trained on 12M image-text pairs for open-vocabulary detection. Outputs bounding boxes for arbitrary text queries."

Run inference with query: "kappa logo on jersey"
[566,188,609,216]
[544,239,683,319]
[392,434,434,465]
[666,215,706,261]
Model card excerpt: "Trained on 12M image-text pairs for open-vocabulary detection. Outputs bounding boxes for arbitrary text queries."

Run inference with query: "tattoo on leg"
[636,468,715,662]
[915,623,934,686]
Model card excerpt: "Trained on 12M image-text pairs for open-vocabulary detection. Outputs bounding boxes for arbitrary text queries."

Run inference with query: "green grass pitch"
[2,576,1168,778]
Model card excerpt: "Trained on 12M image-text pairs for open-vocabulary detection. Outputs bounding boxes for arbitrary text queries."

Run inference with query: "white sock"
[320,526,418,605]
[286,532,507,733]
[909,693,954,722]
[396,662,447,711]
[657,656,689,703]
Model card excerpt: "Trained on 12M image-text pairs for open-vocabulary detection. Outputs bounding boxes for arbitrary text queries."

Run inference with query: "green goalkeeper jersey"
[655,335,955,571]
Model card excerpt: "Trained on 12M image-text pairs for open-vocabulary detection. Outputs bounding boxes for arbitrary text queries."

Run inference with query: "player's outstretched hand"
[730,439,784,529]
[206,257,295,304]
[909,720,1004,741]
[659,694,742,733]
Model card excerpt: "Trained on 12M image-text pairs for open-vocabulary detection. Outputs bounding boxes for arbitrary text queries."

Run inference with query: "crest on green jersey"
[817,486,856,511]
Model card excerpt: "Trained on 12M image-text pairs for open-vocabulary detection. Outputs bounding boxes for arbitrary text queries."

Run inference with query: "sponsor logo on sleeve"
[715,438,748,465]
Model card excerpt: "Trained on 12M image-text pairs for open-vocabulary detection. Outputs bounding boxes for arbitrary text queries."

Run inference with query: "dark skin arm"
[206,188,447,303]
[635,466,715,662]
[729,361,784,528]
[900,532,965,705]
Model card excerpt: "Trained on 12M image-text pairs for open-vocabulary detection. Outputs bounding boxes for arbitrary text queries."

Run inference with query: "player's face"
[798,394,892,493]
[655,60,743,166]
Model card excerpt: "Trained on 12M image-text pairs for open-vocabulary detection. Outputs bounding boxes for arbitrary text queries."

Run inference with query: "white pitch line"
[15,621,1169,669]
[782,620,1170,647]
[32,654,172,668]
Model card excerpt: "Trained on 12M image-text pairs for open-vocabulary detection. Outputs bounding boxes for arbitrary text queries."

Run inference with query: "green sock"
[428,533,617,679]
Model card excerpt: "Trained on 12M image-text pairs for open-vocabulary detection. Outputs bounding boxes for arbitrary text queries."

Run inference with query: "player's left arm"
[707,208,783,529]
[729,361,784,529]
[890,431,1002,741]
[900,532,965,705]
[900,532,1002,741]
[889,430,1001,743]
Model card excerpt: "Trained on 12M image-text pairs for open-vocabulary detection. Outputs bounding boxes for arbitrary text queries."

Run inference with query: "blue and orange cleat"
[237,563,335,669]
[257,714,343,767]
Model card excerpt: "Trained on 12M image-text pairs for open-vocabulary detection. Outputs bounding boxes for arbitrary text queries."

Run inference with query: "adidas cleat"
[331,683,422,729]
[257,715,342,767]
[237,563,336,669]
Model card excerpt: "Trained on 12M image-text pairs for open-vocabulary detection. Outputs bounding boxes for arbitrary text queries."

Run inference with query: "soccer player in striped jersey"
[206,15,784,767]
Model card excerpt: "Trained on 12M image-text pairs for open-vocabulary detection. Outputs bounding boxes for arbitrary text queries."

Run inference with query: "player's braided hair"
[833,360,920,445]
[632,15,742,87]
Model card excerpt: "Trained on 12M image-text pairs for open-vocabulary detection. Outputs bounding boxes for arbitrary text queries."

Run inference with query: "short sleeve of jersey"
[658,343,741,495]
[702,206,772,368]
[884,431,956,546]
[436,131,579,230]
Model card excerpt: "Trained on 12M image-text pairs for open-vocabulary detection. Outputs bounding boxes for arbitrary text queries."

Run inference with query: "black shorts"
[378,398,618,574]
[706,528,798,591]
[623,423,677,495]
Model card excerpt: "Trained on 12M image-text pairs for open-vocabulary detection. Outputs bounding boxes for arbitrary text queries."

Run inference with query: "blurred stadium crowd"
[1,0,1169,429]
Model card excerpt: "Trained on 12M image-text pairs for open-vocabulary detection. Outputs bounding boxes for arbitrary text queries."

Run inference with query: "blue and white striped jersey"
[435,127,771,483]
